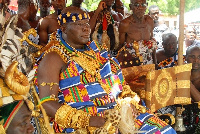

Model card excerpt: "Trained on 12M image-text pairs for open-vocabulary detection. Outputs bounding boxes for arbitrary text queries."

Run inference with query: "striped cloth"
[135,113,176,134]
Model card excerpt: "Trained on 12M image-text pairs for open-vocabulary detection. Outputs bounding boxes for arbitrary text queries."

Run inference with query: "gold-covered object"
[5,61,30,95]
[145,64,192,112]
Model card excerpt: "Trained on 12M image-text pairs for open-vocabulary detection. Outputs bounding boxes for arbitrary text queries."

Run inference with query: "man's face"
[103,0,114,7]
[185,28,196,41]
[130,0,147,19]
[187,48,200,70]
[6,103,34,134]
[115,0,124,15]
[29,0,38,17]
[149,7,159,21]
[62,18,91,48]
[163,36,177,57]
[51,0,66,10]
[39,0,51,13]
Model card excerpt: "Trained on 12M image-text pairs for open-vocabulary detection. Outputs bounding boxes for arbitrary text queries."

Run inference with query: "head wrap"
[0,100,24,132]
[57,12,90,25]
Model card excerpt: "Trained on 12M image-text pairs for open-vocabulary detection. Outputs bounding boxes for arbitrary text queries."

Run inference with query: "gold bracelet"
[55,104,77,128]
[40,82,59,90]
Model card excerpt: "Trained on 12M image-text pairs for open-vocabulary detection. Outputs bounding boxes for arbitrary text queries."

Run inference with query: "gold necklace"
[69,44,111,94]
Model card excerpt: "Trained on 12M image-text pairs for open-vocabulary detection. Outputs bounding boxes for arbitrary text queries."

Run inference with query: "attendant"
[112,0,124,17]
[1,0,39,76]
[156,33,178,69]
[148,5,168,49]
[117,0,157,66]
[186,43,200,102]
[37,0,66,47]
[38,0,51,18]
[183,27,199,55]
[89,0,122,52]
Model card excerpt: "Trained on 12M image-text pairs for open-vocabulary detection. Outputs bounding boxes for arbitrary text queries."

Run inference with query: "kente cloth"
[157,50,178,70]
[34,39,125,133]
[0,15,39,76]
[135,113,176,134]
[0,100,24,131]
[121,38,157,65]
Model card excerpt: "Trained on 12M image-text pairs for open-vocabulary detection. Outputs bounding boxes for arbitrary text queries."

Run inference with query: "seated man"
[156,33,178,69]
[35,6,176,134]
[186,43,200,102]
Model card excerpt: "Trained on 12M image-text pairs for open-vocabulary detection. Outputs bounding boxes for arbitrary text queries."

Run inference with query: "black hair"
[162,33,177,45]
[186,42,200,56]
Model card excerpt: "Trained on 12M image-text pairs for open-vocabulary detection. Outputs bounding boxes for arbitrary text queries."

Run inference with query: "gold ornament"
[5,61,30,95]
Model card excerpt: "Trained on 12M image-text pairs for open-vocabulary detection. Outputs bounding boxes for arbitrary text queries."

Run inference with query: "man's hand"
[96,1,107,13]
[89,116,105,128]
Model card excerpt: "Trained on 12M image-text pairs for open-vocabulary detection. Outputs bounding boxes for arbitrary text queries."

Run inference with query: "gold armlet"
[40,82,59,90]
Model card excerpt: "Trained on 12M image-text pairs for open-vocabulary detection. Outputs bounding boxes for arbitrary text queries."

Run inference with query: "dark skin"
[17,0,39,32]
[37,0,66,46]
[118,0,156,64]
[71,0,84,8]
[186,47,200,102]
[184,27,196,47]
[37,8,105,127]
[39,0,51,18]
[113,0,124,16]
[156,34,177,64]
[89,0,123,34]
[6,103,34,134]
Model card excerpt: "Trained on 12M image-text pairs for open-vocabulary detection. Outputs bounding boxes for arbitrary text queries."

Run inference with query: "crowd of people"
[0,0,200,133]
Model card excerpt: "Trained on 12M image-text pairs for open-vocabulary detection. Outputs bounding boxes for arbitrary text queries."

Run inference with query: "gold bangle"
[55,105,77,128]
[40,82,59,90]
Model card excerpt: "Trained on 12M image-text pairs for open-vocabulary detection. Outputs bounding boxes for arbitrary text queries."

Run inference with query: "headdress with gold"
[57,12,90,25]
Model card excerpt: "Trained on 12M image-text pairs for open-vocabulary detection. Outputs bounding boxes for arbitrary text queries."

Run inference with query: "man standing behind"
[38,0,51,18]
[148,5,168,49]
[117,0,157,66]
[37,0,66,47]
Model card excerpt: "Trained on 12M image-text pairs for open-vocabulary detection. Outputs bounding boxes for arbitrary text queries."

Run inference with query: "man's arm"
[190,82,200,102]
[37,18,49,47]
[37,52,64,117]
[89,1,106,34]
[37,51,105,127]
[118,19,128,50]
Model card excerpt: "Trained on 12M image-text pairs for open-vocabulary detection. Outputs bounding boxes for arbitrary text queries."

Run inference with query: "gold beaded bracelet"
[40,82,59,90]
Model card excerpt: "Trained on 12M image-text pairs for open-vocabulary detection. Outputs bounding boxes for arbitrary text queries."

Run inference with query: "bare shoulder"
[145,15,153,23]
[38,51,65,71]
[156,48,165,56]
[119,16,131,31]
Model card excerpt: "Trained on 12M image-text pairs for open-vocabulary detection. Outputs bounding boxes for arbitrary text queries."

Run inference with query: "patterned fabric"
[34,40,124,133]
[124,38,157,65]
[0,100,24,131]
[135,113,176,134]
[157,50,178,70]
[0,15,39,76]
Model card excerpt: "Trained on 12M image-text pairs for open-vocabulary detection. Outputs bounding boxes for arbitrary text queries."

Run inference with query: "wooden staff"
[178,0,185,65]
